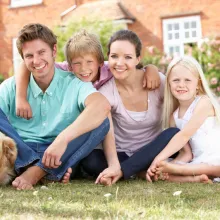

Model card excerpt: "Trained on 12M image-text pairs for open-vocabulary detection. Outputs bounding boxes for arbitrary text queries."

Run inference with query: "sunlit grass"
[0,179,220,219]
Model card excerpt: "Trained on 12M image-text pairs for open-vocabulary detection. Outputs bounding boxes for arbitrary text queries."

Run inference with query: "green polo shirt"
[0,67,97,143]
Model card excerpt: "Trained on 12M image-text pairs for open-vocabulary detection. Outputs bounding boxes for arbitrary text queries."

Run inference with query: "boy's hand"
[16,99,33,119]
[143,64,160,90]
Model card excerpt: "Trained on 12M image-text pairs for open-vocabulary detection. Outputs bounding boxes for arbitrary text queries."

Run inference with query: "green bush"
[54,18,124,62]
[142,38,220,97]
[0,74,5,84]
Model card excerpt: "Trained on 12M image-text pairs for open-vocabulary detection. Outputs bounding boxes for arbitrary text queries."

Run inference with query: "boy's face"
[22,39,56,83]
[70,54,102,83]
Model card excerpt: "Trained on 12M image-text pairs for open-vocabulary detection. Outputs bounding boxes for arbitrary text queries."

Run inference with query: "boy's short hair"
[64,30,104,66]
[16,23,57,58]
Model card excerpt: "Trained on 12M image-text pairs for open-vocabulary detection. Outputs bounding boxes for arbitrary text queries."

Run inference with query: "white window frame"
[10,0,42,8]
[163,15,202,56]
[12,38,23,75]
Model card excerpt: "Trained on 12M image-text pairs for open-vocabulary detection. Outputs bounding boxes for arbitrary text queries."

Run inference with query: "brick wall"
[0,0,74,76]
[1,0,220,77]
[121,0,220,50]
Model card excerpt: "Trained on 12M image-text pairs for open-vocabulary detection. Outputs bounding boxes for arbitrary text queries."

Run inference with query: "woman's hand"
[95,166,122,186]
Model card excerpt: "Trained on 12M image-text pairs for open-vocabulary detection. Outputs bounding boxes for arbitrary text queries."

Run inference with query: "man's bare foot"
[61,168,72,184]
[12,166,46,190]
[100,176,112,186]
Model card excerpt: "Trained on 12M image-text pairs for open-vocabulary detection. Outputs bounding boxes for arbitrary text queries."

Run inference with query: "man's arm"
[42,92,111,168]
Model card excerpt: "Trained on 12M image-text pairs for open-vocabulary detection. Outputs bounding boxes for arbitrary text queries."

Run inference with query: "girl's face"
[169,65,199,102]
[108,40,140,80]
[70,53,102,83]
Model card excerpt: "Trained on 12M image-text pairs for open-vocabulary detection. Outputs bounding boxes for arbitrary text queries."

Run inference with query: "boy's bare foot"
[61,168,72,184]
[100,176,112,186]
[197,174,212,183]
[12,166,46,190]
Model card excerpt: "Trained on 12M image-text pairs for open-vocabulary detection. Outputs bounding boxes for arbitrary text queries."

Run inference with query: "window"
[12,38,22,75]
[10,0,42,8]
[163,16,202,56]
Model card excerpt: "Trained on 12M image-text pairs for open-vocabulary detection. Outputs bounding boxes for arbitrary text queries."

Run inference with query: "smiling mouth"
[34,64,46,70]
[80,73,91,78]
[177,90,187,94]
[114,68,127,72]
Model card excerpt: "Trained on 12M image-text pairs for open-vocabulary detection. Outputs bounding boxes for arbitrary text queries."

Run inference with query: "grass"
[0,179,220,219]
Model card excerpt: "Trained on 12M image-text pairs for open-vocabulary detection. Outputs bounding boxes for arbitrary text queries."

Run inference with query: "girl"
[147,56,220,183]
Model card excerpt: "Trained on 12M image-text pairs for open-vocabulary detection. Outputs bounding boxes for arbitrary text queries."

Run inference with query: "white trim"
[12,38,23,75]
[60,5,77,17]
[163,15,202,56]
[10,0,42,8]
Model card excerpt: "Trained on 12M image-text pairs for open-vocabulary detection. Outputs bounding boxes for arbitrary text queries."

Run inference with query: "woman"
[81,30,188,185]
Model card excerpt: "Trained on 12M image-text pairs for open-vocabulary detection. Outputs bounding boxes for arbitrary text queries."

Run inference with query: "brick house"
[0,0,220,77]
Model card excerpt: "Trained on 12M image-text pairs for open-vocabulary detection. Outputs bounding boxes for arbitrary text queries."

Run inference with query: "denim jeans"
[81,127,180,179]
[0,108,110,180]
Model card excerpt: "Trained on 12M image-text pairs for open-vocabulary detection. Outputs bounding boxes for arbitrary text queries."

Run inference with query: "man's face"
[22,39,56,82]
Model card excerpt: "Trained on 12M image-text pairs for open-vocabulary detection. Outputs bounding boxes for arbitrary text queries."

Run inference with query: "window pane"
[192,30,197,37]
[175,33,179,39]
[169,47,174,54]
[168,24,172,31]
[175,46,180,53]
[174,23,179,30]
[184,22,189,29]
[168,33,172,40]
[185,31,190,38]
[191,21,197,28]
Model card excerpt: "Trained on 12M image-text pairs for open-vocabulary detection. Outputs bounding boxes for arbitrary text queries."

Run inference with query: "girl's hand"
[143,64,160,90]
[16,99,33,119]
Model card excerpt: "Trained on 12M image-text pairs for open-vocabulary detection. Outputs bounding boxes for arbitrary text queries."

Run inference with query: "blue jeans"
[0,108,110,180]
[81,127,180,179]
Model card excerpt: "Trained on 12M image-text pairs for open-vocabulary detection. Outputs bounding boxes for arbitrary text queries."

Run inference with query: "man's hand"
[16,98,33,119]
[143,64,160,90]
[42,136,68,169]
[95,166,122,186]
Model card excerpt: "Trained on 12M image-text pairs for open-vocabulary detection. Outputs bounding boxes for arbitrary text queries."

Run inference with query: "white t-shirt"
[99,72,165,156]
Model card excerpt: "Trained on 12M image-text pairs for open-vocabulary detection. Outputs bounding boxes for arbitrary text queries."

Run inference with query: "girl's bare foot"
[156,161,181,175]
[163,174,212,183]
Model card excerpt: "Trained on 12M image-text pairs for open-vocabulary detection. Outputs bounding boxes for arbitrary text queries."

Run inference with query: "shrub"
[54,18,124,62]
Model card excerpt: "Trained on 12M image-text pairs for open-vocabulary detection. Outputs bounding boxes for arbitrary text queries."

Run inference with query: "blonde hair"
[64,29,104,67]
[163,56,220,129]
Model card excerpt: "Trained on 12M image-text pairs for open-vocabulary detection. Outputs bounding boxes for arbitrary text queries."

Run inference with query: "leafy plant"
[54,18,124,62]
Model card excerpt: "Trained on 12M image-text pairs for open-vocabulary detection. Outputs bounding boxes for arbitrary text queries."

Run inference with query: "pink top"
[55,61,112,89]
[99,73,165,156]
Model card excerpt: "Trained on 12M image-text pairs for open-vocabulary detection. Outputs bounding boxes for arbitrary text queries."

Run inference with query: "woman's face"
[108,40,140,80]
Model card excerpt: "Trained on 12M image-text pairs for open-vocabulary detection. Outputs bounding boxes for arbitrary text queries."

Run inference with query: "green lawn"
[0,180,220,219]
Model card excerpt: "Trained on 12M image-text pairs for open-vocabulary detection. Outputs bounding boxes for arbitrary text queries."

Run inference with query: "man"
[0,23,110,190]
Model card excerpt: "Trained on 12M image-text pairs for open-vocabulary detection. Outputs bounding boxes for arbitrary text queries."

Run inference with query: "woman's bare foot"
[61,168,72,184]
[100,176,112,186]
[12,166,46,190]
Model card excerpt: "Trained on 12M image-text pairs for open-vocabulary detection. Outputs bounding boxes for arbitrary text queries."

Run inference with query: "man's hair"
[64,29,104,66]
[16,23,57,58]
